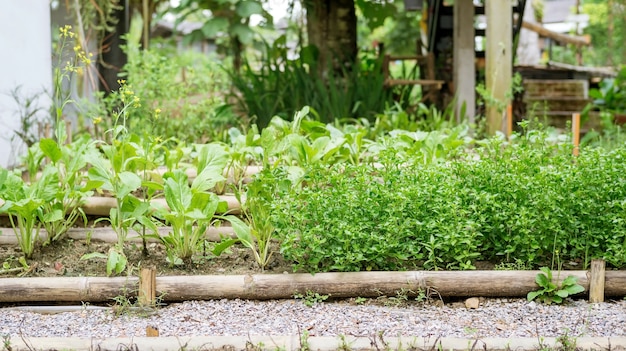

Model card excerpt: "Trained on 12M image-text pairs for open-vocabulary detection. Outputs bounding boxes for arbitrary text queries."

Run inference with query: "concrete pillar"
[485,0,512,135]
[0,1,52,167]
[453,0,476,124]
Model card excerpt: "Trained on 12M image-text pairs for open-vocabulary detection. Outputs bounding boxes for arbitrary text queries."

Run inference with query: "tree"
[304,0,358,74]
[582,0,626,66]
[171,0,269,71]
[304,0,398,73]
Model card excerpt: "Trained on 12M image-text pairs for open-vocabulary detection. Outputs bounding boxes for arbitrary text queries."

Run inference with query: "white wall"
[0,1,52,168]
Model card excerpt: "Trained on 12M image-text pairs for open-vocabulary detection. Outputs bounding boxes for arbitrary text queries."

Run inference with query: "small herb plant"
[527,267,585,304]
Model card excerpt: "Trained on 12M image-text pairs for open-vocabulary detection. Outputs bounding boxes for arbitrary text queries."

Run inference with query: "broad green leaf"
[164,171,192,213]
[33,165,60,202]
[187,208,207,220]
[201,17,229,38]
[197,143,229,175]
[564,283,585,295]
[225,215,253,248]
[216,199,229,214]
[561,275,580,287]
[87,162,114,192]
[39,138,62,163]
[190,192,218,217]
[555,289,569,298]
[117,171,142,198]
[107,248,127,276]
[535,272,550,287]
[141,180,164,193]
[191,168,225,193]
[539,267,553,280]
[527,290,541,301]
[212,238,239,256]
[42,209,64,223]
[235,0,263,17]
[231,23,255,45]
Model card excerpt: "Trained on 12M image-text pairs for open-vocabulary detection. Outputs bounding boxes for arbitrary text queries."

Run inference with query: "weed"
[527,267,585,305]
[556,331,578,351]
[354,297,367,305]
[2,334,11,351]
[494,259,532,271]
[337,334,353,351]
[294,290,329,308]
[297,327,310,351]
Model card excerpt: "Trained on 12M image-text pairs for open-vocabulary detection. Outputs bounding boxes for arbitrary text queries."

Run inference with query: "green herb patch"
[272,130,626,272]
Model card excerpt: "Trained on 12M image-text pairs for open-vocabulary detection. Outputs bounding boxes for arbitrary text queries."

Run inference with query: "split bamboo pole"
[0,194,242,218]
[3,270,626,303]
[80,194,241,216]
[0,225,236,245]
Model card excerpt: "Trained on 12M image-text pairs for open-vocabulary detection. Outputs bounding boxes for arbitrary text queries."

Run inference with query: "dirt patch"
[0,233,295,278]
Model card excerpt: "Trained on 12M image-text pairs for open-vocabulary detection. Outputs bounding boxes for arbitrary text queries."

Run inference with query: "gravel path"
[1,298,625,339]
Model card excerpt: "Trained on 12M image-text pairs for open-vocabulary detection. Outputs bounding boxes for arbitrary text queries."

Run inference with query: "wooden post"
[572,113,581,156]
[486,0,512,135]
[382,54,390,85]
[453,0,476,125]
[506,104,513,139]
[589,259,605,303]
[139,267,156,306]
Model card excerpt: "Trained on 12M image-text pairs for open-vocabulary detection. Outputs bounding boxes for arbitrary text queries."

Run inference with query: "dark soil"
[0,231,295,278]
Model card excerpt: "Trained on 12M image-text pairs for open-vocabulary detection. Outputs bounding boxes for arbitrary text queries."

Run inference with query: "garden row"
[2,106,626,276]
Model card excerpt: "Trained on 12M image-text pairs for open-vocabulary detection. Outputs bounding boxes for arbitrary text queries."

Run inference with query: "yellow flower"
[154,108,161,119]
[93,116,103,125]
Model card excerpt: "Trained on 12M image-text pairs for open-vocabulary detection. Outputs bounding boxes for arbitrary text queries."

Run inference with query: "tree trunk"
[305,0,357,75]
[98,1,129,94]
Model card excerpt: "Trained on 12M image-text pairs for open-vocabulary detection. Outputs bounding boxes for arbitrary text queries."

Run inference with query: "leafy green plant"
[158,143,229,265]
[37,132,94,244]
[0,166,58,258]
[157,143,253,265]
[527,267,585,304]
[585,66,626,117]
[231,166,293,270]
[83,83,158,276]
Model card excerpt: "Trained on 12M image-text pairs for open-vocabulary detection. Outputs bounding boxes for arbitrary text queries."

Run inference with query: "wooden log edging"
[1,270,626,303]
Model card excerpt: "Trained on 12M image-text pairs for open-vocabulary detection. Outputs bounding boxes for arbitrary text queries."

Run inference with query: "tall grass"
[229,38,413,128]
